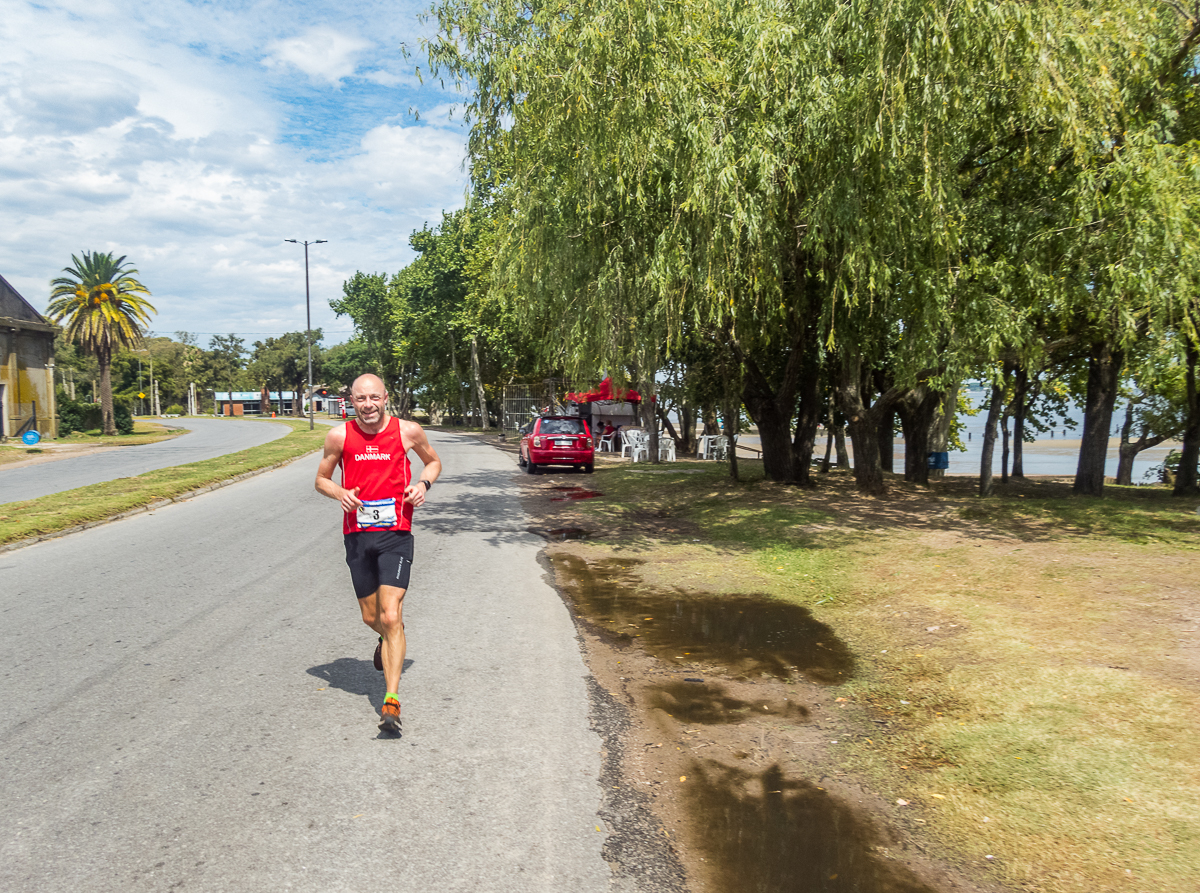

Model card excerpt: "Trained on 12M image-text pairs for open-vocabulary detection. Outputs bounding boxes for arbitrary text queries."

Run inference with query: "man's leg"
[358,588,406,674]
[363,584,406,695]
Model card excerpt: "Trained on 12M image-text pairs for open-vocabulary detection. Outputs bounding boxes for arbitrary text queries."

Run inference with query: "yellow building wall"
[2,329,58,440]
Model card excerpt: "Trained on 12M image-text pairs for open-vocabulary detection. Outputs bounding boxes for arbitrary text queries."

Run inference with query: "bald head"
[351,373,387,396]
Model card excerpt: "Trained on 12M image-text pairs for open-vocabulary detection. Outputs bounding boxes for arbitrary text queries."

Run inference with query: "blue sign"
[21,430,40,446]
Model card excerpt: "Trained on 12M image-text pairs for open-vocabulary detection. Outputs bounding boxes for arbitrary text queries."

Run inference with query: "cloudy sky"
[0,0,469,347]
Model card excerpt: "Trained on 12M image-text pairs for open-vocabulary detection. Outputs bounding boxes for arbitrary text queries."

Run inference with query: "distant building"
[211,388,335,417]
[0,273,58,440]
[213,390,298,416]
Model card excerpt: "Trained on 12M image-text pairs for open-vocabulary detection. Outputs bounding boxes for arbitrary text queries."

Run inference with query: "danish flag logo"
[365,446,379,452]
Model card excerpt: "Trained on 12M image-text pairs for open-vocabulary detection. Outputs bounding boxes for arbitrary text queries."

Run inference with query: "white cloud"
[12,64,141,135]
[264,27,373,85]
[0,1,468,343]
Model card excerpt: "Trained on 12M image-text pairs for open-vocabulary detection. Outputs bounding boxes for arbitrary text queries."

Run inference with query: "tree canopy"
[426,0,1200,493]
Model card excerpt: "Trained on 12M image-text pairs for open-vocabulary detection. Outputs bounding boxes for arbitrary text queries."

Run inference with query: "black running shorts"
[343,530,414,599]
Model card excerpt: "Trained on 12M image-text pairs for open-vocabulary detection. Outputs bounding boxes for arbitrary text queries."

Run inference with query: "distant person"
[315,373,443,734]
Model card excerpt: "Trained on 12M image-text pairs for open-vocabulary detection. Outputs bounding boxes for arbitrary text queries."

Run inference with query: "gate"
[501,378,583,434]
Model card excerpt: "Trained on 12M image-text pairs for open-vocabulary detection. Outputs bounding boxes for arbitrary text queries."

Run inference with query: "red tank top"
[339,417,413,534]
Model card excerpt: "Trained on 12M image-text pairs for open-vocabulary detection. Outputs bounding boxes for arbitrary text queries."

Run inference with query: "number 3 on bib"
[357,497,398,528]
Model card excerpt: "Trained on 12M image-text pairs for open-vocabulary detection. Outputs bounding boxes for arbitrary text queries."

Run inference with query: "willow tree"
[47,251,155,435]
[429,0,1200,494]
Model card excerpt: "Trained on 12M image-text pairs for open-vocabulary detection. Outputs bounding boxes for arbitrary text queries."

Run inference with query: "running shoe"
[379,696,402,734]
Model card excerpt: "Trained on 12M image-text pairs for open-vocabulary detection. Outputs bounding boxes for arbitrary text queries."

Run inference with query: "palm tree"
[47,252,156,435]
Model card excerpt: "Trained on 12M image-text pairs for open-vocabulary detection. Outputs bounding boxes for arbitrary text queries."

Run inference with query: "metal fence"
[501,378,582,434]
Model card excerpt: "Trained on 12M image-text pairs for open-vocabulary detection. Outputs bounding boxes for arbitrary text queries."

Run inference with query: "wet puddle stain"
[552,555,855,683]
[548,486,604,501]
[647,679,810,724]
[686,762,939,893]
[529,527,591,541]
[551,561,947,892]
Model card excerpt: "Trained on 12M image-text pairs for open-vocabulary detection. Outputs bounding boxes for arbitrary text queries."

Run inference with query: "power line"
[149,330,356,337]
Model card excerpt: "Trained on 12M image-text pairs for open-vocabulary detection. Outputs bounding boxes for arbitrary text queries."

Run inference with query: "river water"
[729,386,1178,482]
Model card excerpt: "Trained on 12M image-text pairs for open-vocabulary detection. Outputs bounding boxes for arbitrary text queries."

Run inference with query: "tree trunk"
[449,337,469,424]
[844,411,884,494]
[899,385,941,485]
[1073,341,1124,496]
[737,336,802,482]
[834,352,911,495]
[1011,367,1030,478]
[678,401,697,456]
[1116,434,1172,486]
[734,272,822,484]
[723,394,739,482]
[878,408,895,474]
[1115,401,1137,486]
[834,423,850,469]
[835,353,884,495]
[470,335,489,429]
[702,406,720,436]
[745,393,795,479]
[1173,332,1199,496]
[98,346,116,436]
[927,384,958,482]
[979,380,1004,497]
[821,425,834,473]
[1000,416,1011,484]
[644,375,660,464]
[790,377,823,487]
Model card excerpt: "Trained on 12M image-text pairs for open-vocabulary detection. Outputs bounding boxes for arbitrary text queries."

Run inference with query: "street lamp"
[284,239,326,431]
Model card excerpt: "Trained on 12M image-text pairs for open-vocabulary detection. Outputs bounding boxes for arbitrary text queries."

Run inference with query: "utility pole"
[285,239,326,431]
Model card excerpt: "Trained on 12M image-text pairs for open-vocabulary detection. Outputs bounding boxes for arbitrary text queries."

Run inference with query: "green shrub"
[113,397,134,435]
[56,393,102,435]
[165,404,185,415]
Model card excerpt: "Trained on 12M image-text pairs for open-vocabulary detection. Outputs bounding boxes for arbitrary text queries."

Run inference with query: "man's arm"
[315,424,363,512]
[401,421,443,508]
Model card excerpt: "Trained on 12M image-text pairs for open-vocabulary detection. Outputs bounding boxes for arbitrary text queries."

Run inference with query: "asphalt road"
[0,418,291,505]
[0,431,612,892]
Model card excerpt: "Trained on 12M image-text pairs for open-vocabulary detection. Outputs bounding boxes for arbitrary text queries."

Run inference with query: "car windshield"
[540,418,587,435]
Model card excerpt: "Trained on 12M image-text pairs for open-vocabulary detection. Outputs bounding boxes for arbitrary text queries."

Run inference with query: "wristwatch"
[420,479,432,491]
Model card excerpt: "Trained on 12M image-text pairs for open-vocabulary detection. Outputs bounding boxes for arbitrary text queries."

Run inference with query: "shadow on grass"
[585,460,1200,548]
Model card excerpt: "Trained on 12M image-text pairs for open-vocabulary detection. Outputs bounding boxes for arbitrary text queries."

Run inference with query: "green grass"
[0,419,325,545]
[563,460,1200,893]
[957,484,1200,547]
[53,419,185,446]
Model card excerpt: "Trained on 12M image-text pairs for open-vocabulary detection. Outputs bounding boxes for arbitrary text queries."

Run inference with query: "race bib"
[357,497,398,528]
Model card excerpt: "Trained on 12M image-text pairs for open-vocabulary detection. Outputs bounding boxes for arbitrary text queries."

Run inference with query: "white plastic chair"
[698,434,723,459]
[658,438,676,462]
[621,428,649,462]
[708,435,732,460]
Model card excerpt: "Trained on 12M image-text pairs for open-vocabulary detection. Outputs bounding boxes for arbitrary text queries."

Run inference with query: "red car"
[518,415,594,474]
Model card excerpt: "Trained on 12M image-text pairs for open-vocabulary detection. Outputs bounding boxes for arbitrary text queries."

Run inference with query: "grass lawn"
[0,420,183,467]
[553,459,1200,893]
[0,419,325,546]
[56,418,186,446]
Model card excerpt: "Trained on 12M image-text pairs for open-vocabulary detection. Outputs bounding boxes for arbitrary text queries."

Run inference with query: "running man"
[315,373,442,733]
